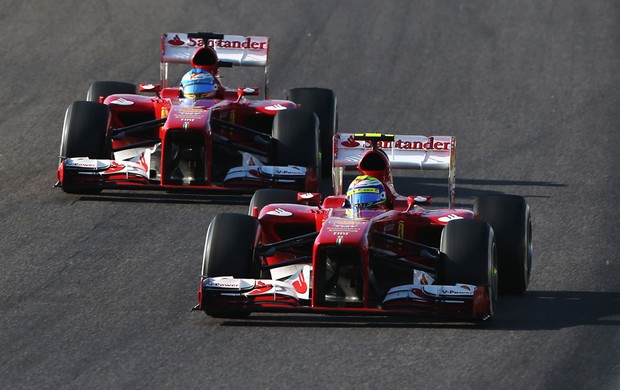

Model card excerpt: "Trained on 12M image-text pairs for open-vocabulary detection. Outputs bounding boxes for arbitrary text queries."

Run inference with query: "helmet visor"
[184,90,217,99]
[347,188,385,209]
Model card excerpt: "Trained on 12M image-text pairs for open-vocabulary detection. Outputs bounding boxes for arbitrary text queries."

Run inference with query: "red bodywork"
[199,146,493,321]
[57,89,315,192]
[57,34,318,194]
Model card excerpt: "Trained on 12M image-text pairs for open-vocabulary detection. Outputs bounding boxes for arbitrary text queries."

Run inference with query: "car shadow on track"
[217,315,485,329]
[393,176,565,202]
[213,291,618,330]
[61,176,563,207]
[334,174,565,207]
[490,290,620,330]
[73,191,253,205]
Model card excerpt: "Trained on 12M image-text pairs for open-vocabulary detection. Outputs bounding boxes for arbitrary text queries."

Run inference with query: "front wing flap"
[223,165,308,189]
[201,266,311,310]
[60,156,151,186]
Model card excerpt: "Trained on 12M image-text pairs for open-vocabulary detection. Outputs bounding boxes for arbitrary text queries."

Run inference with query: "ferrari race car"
[56,32,336,194]
[196,133,532,321]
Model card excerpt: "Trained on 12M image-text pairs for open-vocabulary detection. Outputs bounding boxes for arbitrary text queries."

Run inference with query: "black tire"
[272,108,320,186]
[86,81,137,102]
[59,101,111,194]
[440,219,497,319]
[287,88,337,177]
[60,101,110,159]
[248,189,301,216]
[201,213,260,318]
[475,194,532,294]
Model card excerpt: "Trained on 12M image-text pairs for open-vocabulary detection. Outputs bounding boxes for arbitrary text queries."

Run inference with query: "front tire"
[475,194,532,294]
[86,81,137,102]
[440,219,497,319]
[59,101,111,194]
[201,213,261,318]
[248,189,301,216]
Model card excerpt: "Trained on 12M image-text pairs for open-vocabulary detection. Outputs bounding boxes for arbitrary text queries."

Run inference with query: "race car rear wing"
[160,32,270,96]
[333,133,456,208]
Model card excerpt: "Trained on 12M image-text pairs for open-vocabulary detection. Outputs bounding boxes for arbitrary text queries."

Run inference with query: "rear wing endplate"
[160,32,270,96]
[332,133,457,208]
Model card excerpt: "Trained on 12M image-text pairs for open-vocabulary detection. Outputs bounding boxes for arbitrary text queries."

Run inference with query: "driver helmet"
[346,175,387,211]
[181,68,218,99]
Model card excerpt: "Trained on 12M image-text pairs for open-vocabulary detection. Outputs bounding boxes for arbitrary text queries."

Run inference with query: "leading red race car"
[196,133,532,321]
[56,32,336,194]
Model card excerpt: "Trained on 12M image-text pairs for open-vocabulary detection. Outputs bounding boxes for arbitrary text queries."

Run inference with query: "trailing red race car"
[56,32,336,194]
[196,133,532,321]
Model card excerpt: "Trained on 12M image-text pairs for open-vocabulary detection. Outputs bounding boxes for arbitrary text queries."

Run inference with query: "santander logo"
[168,35,184,46]
[209,38,268,50]
[265,104,288,111]
[110,98,134,106]
[292,272,308,294]
[266,208,293,217]
[341,135,360,147]
[249,281,273,295]
[341,136,451,151]
[166,34,269,51]
[106,161,126,174]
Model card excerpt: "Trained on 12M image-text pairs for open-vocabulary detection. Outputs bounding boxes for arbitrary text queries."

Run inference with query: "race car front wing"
[57,156,310,192]
[198,268,492,321]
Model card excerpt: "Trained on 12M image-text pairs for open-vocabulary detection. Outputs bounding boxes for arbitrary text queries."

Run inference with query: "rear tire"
[201,213,260,318]
[248,189,301,216]
[59,101,111,194]
[287,88,337,177]
[86,81,137,102]
[440,219,497,318]
[272,108,320,189]
[475,195,532,294]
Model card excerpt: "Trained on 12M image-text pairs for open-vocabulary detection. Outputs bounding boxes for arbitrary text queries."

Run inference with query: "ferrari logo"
[398,221,405,239]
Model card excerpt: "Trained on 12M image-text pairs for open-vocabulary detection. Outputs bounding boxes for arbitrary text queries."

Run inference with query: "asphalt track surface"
[1,1,618,389]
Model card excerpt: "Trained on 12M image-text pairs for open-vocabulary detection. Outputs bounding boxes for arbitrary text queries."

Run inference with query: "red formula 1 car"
[56,32,336,195]
[196,133,532,321]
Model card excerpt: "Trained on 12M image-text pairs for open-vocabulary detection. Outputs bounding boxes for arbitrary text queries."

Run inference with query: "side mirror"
[139,83,162,94]
[236,87,260,102]
[407,195,432,208]
[298,192,322,206]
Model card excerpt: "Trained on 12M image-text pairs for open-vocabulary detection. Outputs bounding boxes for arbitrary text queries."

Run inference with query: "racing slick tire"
[59,101,111,194]
[474,194,532,295]
[287,88,337,177]
[440,219,497,319]
[201,213,260,318]
[86,81,137,102]
[248,189,301,216]
[272,108,320,186]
